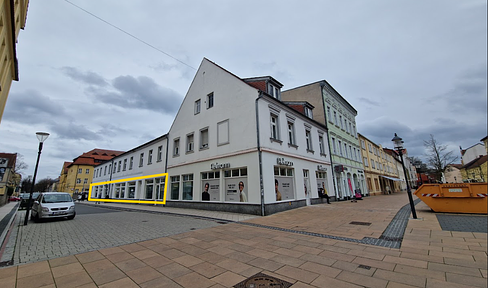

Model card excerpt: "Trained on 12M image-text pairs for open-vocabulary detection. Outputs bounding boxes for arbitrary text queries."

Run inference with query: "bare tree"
[15,153,29,175]
[423,134,458,181]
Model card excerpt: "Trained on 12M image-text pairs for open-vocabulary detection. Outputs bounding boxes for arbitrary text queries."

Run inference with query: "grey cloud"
[93,75,182,114]
[62,67,108,87]
[96,124,129,138]
[3,90,67,124]
[358,97,380,107]
[430,65,487,113]
[49,122,102,141]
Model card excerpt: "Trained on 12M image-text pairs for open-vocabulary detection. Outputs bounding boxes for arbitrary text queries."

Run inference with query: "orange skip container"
[414,183,487,214]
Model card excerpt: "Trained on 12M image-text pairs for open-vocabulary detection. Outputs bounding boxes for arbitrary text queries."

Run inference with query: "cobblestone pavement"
[436,214,488,233]
[10,208,222,265]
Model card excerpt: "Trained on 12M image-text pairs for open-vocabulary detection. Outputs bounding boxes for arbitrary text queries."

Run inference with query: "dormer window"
[304,107,313,119]
[268,83,281,100]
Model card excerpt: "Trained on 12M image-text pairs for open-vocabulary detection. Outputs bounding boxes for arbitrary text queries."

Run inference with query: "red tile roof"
[67,149,124,168]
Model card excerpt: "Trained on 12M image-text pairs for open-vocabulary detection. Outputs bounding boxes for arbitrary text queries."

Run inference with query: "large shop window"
[274,166,295,201]
[155,177,165,199]
[182,174,194,200]
[316,171,329,196]
[201,171,220,201]
[128,182,135,198]
[146,179,154,199]
[170,176,180,200]
[224,168,248,202]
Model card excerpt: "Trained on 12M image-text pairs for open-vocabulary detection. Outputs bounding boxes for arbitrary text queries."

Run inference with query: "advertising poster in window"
[225,178,248,202]
[201,179,220,201]
[275,177,294,201]
[317,178,328,197]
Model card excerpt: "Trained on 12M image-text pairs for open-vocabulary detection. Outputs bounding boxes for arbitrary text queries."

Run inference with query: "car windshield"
[21,193,39,199]
[42,194,73,203]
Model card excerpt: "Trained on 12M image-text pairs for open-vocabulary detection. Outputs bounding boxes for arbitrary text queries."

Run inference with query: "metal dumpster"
[414,183,487,214]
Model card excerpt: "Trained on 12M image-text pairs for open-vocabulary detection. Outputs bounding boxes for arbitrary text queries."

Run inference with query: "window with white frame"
[353,125,357,136]
[270,113,279,140]
[268,83,280,100]
[361,139,366,149]
[334,111,338,126]
[206,92,214,109]
[349,123,352,134]
[332,137,337,154]
[148,149,153,164]
[305,128,313,151]
[139,153,144,167]
[371,159,376,169]
[304,107,313,119]
[186,133,194,153]
[364,157,369,167]
[170,176,180,200]
[338,140,343,155]
[182,174,194,200]
[123,159,127,171]
[344,143,348,158]
[319,134,325,155]
[78,168,82,174]
[173,138,180,156]
[368,143,373,152]
[194,99,201,114]
[287,121,296,146]
[129,157,133,170]
[84,178,88,184]
[349,145,352,160]
[86,168,90,174]
[339,115,343,129]
[200,128,209,149]
[113,164,116,173]
[76,178,81,184]
[157,146,162,162]
[104,166,107,175]
[117,161,121,172]
[327,106,332,122]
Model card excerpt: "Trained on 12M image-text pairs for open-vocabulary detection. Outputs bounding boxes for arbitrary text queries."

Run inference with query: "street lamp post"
[392,133,418,219]
[24,132,50,226]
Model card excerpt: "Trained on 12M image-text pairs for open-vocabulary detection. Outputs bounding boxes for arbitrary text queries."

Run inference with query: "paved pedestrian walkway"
[0,192,486,288]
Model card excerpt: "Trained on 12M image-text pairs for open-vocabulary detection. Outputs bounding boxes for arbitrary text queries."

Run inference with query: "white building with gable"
[92,58,334,215]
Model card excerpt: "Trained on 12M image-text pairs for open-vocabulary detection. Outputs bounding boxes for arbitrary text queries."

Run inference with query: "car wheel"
[67,212,76,220]
[31,212,39,223]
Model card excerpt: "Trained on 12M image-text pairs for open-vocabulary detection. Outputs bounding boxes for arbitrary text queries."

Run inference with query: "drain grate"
[358,264,371,270]
[349,221,372,226]
[234,272,293,288]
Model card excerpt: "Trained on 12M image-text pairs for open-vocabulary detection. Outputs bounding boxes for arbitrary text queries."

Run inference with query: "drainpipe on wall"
[320,82,337,201]
[255,92,265,216]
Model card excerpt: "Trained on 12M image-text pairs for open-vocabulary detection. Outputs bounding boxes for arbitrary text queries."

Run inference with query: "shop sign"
[211,162,230,170]
[317,165,327,171]
[277,158,293,166]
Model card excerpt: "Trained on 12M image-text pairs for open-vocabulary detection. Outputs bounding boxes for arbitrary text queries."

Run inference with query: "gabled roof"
[67,149,124,168]
[462,155,488,169]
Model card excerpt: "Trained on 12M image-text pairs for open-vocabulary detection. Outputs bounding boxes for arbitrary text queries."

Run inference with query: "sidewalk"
[0,192,486,288]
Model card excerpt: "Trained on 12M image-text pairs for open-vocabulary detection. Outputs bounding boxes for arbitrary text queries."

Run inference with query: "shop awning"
[380,175,404,181]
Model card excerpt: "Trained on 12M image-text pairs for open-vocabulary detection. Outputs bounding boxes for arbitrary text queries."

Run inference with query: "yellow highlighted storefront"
[88,173,168,205]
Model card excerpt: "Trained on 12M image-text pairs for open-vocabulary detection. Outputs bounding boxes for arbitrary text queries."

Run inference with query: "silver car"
[31,192,76,221]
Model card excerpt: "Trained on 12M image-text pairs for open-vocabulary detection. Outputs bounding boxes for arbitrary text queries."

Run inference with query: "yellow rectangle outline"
[88,173,168,205]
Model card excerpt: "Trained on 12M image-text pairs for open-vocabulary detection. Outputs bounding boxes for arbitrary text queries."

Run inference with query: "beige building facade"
[358,133,401,196]
[0,0,29,124]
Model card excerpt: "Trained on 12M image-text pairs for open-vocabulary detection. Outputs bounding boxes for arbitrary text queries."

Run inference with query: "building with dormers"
[281,81,367,200]
[92,58,334,215]
[60,149,124,196]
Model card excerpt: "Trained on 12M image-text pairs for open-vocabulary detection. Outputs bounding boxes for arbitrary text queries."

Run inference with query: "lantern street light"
[24,132,50,225]
[391,133,417,219]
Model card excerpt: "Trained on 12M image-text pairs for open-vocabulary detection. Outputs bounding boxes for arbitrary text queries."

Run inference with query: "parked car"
[8,195,20,201]
[19,192,40,209]
[31,192,76,222]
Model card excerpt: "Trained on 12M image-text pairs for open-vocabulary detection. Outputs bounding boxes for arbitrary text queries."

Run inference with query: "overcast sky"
[0,0,486,180]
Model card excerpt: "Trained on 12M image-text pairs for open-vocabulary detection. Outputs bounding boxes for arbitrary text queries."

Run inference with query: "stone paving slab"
[0,191,486,288]
[436,214,488,233]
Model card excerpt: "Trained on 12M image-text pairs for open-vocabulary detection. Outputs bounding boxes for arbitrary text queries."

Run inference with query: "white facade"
[461,143,486,165]
[91,135,168,201]
[166,59,334,215]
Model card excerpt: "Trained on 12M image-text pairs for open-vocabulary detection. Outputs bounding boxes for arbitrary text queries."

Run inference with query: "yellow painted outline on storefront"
[88,173,168,204]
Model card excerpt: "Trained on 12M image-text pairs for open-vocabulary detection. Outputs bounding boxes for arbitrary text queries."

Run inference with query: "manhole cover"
[234,272,293,288]
[349,221,371,226]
